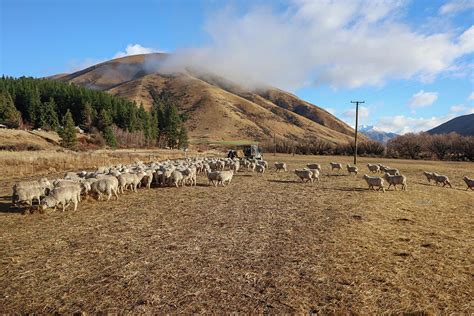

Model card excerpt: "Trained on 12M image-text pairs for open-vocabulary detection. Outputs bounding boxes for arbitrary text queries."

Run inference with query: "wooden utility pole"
[351,100,365,165]
[274,132,276,156]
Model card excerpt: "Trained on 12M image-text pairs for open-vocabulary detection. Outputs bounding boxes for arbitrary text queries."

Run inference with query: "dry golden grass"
[0,154,473,313]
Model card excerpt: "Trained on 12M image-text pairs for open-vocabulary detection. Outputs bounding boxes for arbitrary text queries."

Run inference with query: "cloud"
[409,90,438,109]
[160,0,474,90]
[342,105,370,127]
[450,104,467,112]
[113,44,161,59]
[439,0,474,15]
[375,115,452,134]
[66,58,106,72]
[468,92,474,101]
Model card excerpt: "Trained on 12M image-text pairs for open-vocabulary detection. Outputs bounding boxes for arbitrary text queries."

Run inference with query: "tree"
[81,101,94,131]
[60,110,77,149]
[178,125,189,149]
[103,126,117,148]
[163,103,182,148]
[37,97,60,131]
[97,108,112,130]
[0,89,21,128]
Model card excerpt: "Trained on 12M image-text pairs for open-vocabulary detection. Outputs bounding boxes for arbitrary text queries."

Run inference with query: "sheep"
[367,163,380,173]
[423,171,436,183]
[306,163,322,172]
[217,170,234,186]
[12,178,52,206]
[307,168,320,182]
[90,176,119,201]
[207,171,220,187]
[384,173,407,191]
[257,160,269,169]
[275,162,287,172]
[181,167,197,186]
[329,162,343,171]
[463,176,474,190]
[13,186,45,208]
[117,173,136,193]
[385,168,400,176]
[433,173,452,188]
[294,169,313,183]
[230,160,240,173]
[255,164,265,175]
[171,170,184,188]
[362,174,385,192]
[41,185,81,212]
[54,179,91,196]
[248,161,256,172]
[347,164,358,175]
[140,170,154,189]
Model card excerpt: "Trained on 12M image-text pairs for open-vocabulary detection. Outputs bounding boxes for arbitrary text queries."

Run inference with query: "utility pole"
[351,100,364,165]
[273,132,276,156]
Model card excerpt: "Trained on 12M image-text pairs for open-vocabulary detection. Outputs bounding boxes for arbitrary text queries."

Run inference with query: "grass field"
[0,154,473,314]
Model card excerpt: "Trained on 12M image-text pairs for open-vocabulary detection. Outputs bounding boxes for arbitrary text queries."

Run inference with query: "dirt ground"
[0,154,473,314]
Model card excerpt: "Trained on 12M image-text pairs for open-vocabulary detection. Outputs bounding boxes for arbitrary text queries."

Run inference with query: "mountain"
[360,125,398,143]
[427,114,474,136]
[55,53,364,144]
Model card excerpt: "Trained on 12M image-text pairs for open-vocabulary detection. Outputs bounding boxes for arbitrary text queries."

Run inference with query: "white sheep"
[362,174,385,192]
[13,186,45,208]
[171,170,184,188]
[384,173,407,191]
[12,178,52,206]
[463,176,474,190]
[90,176,119,201]
[329,162,343,171]
[367,163,380,173]
[307,168,320,182]
[423,171,436,183]
[207,171,220,187]
[346,164,358,175]
[275,162,287,172]
[294,169,313,183]
[217,170,234,186]
[41,185,81,212]
[306,163,322,172]
[433,173,452,188]
[255,164,265,175]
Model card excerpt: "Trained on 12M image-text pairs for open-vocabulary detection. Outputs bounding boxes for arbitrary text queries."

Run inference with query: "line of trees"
[0,76,188,150]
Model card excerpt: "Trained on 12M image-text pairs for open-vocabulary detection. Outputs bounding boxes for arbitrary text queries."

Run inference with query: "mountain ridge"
[427,114,474,136]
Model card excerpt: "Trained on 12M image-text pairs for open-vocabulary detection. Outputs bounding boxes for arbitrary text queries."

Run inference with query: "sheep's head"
[363,174,369,180]
[41,196,57,210]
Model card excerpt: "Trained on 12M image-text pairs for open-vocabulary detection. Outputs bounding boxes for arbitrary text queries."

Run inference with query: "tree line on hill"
[0,76,188,150]
[261,132,474,161]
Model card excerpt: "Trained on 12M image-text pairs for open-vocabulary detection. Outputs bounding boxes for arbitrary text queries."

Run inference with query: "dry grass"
[0,154,473,313]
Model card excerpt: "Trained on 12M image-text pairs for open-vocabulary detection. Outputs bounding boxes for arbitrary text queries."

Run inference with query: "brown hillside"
[56,53,362,144]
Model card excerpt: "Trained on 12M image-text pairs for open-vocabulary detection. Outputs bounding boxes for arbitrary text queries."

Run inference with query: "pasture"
[0,154,472,314]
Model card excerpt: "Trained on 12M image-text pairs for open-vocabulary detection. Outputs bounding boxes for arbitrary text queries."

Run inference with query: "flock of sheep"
[10,156,474,213]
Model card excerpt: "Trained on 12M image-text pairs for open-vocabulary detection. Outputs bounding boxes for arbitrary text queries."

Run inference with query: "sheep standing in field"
[275,162,287,172]
[171,170,184,188]
[423,171,436,183]
[307,163,322,172]
[362,174,385,192]
[255,164,265,175]
[41,185,81,212]
[384,173,407,191]
[230,160,240,173]
[367,163,380,173]
[207,171,220,186]
[294,169,313,183]
[385,168,400,176]
[329,162,343,172]
[90,176,119,201]
[433,173,452,188]
[140,170,154,189]
[117,173,136,193]
[347,164,358,175]
[12,178,52,206]
[463,176,474,190]
[217,170,234,186]
[307,168,320,182]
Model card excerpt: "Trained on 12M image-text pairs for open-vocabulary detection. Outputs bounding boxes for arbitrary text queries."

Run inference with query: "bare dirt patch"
[0,155,472,313]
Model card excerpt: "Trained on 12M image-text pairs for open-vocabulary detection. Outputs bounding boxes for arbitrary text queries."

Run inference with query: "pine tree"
[38,97,60,131]
[98,108,112,130]
[178,125,189,149]
[163,103,181,148]
[0,88,21,128]
[81,101,94,131]
[60,110,77,149]
[103,126,117,148]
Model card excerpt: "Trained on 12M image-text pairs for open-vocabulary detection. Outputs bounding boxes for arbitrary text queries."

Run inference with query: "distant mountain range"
[359,125,398,143]
[428,114,474,136]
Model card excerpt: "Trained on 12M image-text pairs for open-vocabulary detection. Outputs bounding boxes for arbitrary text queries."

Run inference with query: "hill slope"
[57,53,362,144]
[427,114,474,136]
[360,126,398,144]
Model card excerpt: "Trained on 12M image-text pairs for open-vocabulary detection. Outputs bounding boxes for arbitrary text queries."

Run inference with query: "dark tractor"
[243,144,262,160]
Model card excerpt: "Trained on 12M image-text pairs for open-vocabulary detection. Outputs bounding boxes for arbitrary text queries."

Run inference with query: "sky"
[1,0,473,134]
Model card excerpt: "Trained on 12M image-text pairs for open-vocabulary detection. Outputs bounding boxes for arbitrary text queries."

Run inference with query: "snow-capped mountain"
[359,125,398,144]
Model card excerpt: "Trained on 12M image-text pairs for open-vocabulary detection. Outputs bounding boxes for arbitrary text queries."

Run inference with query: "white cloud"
[376,115,453,134]
[326,108,337,115]
[409,90,438,109]
[160,0,474,90]
[439,0,474,15]
[343,106,370,119]
[113,44,161,59]
[468,92,474,101]
[450,104,467,113]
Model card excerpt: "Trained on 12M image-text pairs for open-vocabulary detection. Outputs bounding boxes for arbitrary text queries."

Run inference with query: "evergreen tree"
[0,89,21,128]
[178,125,189,149]
[37,97,60,131]
[97,108,112,130]
[163,103,181,148]
[60,110,77,149]
[103,126,117,148]
[81,101,94,131]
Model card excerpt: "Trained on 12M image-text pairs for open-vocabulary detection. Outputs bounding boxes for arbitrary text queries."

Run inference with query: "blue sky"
[1,0,473,134]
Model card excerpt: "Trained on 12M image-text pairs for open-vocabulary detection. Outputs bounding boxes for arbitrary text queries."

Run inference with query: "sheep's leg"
[107,190,112,201]
[114,188,119,200]
[73,199,78,211]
